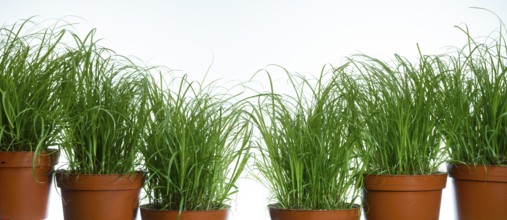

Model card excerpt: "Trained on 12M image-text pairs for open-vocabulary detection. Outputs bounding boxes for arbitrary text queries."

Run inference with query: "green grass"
[58,29,151,174]
[250,65,362,210]
[0,18,66,153]
[442,24,507,166]
[142,74,250,211]
[352,51,447,175]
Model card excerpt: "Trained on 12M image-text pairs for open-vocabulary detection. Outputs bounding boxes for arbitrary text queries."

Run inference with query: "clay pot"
[140,205,228,220]
[450,164,507,220]
[363,173,447,220]
[56,172,143,220]
[268,205,360,220]
[0,150,59,220]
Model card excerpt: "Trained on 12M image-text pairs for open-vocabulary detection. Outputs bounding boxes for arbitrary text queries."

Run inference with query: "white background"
[1,1,506,219]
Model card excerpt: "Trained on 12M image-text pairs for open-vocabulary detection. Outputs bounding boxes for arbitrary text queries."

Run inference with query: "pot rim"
[449,163,507,182]
[0,149,59,168]
[267,203,361,212]
[364,172,447,191]
[364,171,447,177]
[55,170,144,191]
[139,204,229,213]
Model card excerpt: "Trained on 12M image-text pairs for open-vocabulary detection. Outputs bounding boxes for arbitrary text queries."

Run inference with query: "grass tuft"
[58,29,151,174]
[0,18,66,153]
[352,51,447,175]
[142,74,250,211]
[250,65,362,210]
[442,24,507,166]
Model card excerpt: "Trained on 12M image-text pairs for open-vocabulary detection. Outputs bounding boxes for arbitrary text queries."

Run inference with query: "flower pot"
[0,150,59,220]
[363,173,447,220]
[268,205,360,220]
[450,164,507,220]
[56,172,143,220]
[140,205,228,220]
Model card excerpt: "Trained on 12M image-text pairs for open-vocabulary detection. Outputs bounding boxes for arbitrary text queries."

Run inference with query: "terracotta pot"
[140,205,228,220]
[268,205,360,220]
[450,164,507,220]
[0,150,59,220]
[363,173,447,220]
[56,172,143,220]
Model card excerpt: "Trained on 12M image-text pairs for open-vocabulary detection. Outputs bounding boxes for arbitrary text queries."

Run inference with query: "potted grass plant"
[250,66,362,220]
[139,75,250,220]
[55,29,150,220]
[352,53,448,220]
[442,25,507,220]
[0,19,64,219]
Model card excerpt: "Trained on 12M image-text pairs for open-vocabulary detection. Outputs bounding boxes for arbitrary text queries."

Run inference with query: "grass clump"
[352,51,447,175]
[442,24,507,166]
[58,29,150,174]
[0,19,66,153]
[250,65,362,210]
[142,74,250,211]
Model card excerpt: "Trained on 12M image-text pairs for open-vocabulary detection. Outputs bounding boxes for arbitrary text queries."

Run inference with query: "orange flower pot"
[140,205,228,220]
[363,173,447,220]
[450,164,507,220]
[268,205,360,220]
[56,172,143,220]
[0,150,59,220]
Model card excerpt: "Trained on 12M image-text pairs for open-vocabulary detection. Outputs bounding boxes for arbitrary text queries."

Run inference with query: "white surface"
[1,1,506,219]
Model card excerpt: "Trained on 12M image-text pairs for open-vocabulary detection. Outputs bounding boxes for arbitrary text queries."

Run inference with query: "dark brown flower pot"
[363,173,447,220]
[450,164,507,220]
[0,150,59,220]
[140,205,228,220]
[268,205,360,220]
[56,172,143,220]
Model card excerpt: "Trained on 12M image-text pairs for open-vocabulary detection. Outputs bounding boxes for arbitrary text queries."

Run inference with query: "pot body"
[450,164,507,220]
[268,205,360,220]
[56,172,143,220]
[140,205,228,220]
[0,150,59,220]
[363,173,447,220]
